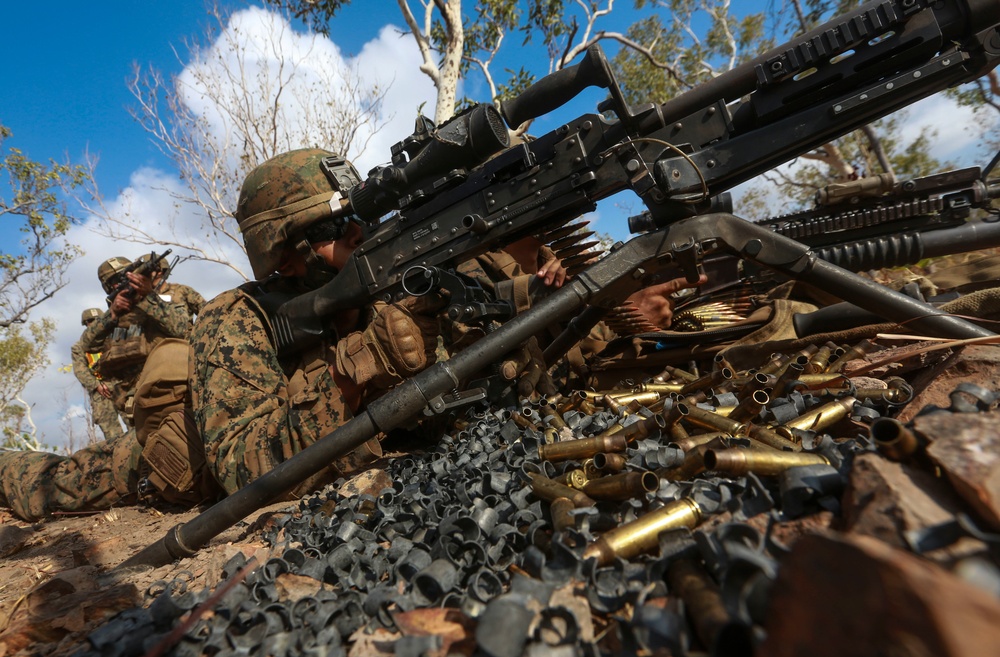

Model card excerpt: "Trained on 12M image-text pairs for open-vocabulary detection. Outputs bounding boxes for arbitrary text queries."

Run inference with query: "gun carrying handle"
[498,44,613,128]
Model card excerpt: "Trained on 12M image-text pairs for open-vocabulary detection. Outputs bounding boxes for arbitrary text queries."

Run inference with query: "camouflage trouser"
[90,388,125,441]
[0,430,143,521]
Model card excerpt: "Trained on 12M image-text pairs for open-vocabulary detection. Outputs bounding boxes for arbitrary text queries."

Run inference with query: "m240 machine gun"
[124,0,1000,568]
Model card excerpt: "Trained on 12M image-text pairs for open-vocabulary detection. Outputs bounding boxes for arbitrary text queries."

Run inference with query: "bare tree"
[81,5,390,281]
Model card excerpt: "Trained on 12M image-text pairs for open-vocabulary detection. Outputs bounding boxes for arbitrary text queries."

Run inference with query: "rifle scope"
[349,104,509,222]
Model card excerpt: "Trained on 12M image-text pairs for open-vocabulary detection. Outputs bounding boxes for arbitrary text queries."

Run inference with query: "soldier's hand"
[536,245,567,288]
[96,382,111,398]
[335,293,446,392]
[626,273,708,329]
[127,271,153,300]
[110,290,134,318]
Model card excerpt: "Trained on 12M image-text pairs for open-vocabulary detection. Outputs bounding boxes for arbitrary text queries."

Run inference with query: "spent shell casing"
[795,373,851,389]
[871,417,920,461]
[621,414,667,442]
[582,498,702,566]
[636,382,686,394]
[538,434,628,462]
[593,452,628,473]
[527,472,596,508]
[728,390,769,423]
[582,471,659,501]
[511,408,538,430]
[737,372,775,400]
[670,431,729,453]
[748,425,802,452]
[806,346,832,374]
[826,339,875,373]
[608,391,662,407]
[704,448,829,476]
[777,396,857,438]
[680,367,734,395]
[554,468,589,489]
[666,558,744,652]
[657,437,728,481]
[683,405,749,436]
[550,497,576,533]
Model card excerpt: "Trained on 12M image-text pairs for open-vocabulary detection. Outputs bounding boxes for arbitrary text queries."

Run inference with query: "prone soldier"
[70,308,125,441]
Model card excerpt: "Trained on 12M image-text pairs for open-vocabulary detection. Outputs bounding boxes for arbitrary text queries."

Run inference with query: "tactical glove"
[335,295,443,391]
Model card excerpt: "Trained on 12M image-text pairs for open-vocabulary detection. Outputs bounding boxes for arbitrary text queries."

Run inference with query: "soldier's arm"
[79,310,116,353]
[70,340,99,392]
[191,290,354,495]
[186,286,206,318]
[135,293,193,338]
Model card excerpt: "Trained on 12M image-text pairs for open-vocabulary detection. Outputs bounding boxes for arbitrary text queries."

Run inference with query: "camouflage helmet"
[137,252,171,272]
[235,149,361,280]
[98,257,132,294]
[81,308,101,326]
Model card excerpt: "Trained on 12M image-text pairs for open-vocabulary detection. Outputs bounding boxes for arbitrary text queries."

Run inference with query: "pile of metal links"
[72,338,996,657]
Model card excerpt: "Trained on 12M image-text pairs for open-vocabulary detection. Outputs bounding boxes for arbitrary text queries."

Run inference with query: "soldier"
[80,256,192,424]
[191,148,445,496]
[136,253,206,323]
[70,308,124,441]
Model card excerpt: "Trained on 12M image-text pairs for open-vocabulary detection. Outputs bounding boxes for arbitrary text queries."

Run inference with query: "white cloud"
[21,8,438,450]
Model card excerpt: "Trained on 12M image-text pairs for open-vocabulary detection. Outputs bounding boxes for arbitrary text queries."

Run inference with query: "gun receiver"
[271,0,1000,356]
[105,248,173,304]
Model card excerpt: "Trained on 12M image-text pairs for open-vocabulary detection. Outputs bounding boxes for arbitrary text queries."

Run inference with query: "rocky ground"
[1,336,1000,656]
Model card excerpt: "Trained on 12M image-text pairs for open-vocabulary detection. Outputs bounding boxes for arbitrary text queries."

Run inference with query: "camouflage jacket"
[70,334,100,394]
[79,294,192,384]
[190,277,379,496]
[157,282,206,323]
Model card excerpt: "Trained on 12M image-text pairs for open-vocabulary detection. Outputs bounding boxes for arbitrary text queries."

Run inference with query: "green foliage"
[260,0,350,34]
[0,124,87,450]
[0,319,54,450]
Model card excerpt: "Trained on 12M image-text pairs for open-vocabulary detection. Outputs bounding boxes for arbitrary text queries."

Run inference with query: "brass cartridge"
[527,472,596,508]
[538,434,628,462]
[666,558,747,653]
[795,373,850,389]
[511,408,538,431]
[550,497,575,533]
[608,391,662,407]
[683,405,749,436]
[728,390,769,423]
[771,362,805,399]
[871,417,920,461]
[658,436,728,481]
[603,394,624,415]
[539,400,568,430]
[582,498,702,566]
[635,382,686,394]
[583,471,659,501]
[670,431,728,453]
[554,468,589,489]
[826,339,875,373]
[680,367,734,395]
[704,448,829,476]
[776,396,857,439]
[658,365,699,383]
[620,414,667,442]
[661,402,690,442]
[737,372,775,400]
[748,425,801,452]
[757,353,789,376]
[593,452,628,473]
[806,346,832,374]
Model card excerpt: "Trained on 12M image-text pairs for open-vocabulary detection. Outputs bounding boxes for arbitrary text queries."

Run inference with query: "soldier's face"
[311,220,364,271]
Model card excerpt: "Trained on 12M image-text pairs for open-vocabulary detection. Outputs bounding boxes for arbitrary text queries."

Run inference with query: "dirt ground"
[0,500,294,656]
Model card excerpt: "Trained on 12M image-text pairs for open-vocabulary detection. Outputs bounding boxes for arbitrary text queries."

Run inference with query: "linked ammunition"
[582,498,702,566]
[703,448,829,476]
[776,396,857,439]
[538,435,628,462]
[870,417,920,461]
[582,471,658,501]
[550,497,575,533]
[593,452,628,473]
[683,405,748,436]
[526,472,596,508]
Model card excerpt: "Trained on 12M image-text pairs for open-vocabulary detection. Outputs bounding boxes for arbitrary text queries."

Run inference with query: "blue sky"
[1,1,994,448]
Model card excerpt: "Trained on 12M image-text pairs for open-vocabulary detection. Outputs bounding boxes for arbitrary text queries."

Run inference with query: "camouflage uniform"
[79,295,192,421]
[157,281,205,322]
[190,276,380,497]
[70,337,125,441]
[0,431,142,521]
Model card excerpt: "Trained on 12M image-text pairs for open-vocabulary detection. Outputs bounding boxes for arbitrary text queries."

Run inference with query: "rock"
[0,524,31,558]
[897,346,1000,423]
[921,412,1000,530]
[338,468,394,499]
[842,452,980,557]
[760,532,1000,657]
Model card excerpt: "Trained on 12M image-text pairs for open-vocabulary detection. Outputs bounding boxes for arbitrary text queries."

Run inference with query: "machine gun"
[122,0,1000,569]
[105,249,173,305]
